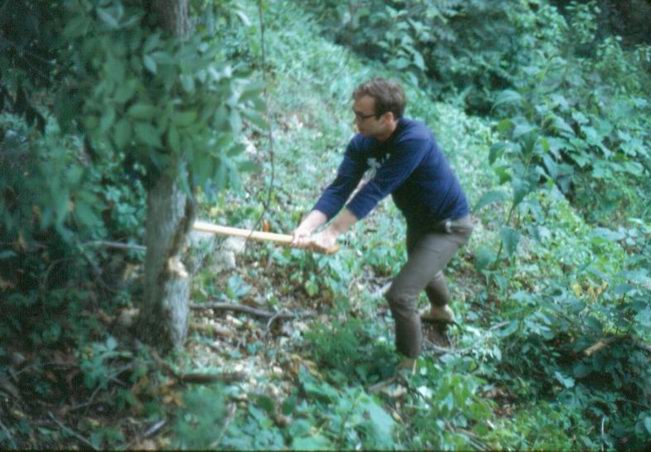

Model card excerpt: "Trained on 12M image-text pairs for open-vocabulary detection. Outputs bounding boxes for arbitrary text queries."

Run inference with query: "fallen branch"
[190,302,313,320]
[265,309,291,332]
[48,412,98,451]
[178,372,244,384]
[423,340,471,355]
[189,321,233,338]
[151,350,244,385]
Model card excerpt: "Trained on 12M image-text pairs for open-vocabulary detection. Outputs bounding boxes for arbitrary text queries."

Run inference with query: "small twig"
[423,321,513,356]
[68,385,103,413]
[265,309,288,333]
[445,421,486,451]
[488,320,511,331]
[634,339,651,354]
[143,419,167,438]
[123,419,167,449]
[210,403,237,449]
[48,412,98,451]
[368,376,398,394]
[373,281,392,299]
[0,418,17,449]
[584,337,618,357]
[83,240,146,252]
[600,416,607,443]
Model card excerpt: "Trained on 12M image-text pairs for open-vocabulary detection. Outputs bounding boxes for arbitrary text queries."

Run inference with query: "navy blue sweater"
[313,118,469,231]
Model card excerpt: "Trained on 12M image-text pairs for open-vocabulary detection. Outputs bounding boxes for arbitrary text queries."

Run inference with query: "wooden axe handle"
[192,221,338,254]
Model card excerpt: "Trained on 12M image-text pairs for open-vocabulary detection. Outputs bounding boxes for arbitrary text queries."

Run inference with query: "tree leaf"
[180,74,195,93]
[134,122,162,147]
[143,54,157,74]
[242,109,267,131]
[512,122,536,139]
[291,435,332,450]
[168,126,181,153]
[63,15,90,38]
[172,111,197,127]
[493,89,522,108]
[99,108,116,132]
[512,179,529,206]
[128,103,157,120]
[500,227,520,257]
[365,401,395,441]
[474,190,507,213]
[97,8,119,29]
[554,371,575,389]
[113,119,131,148]
[474,245,496,271]
[542,154,557,179]
[489,142,507,165]
[644,417,651,434]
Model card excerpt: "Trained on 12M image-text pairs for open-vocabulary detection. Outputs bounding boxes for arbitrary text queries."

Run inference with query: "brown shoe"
[421,305,455,324]
[397,357,417,375]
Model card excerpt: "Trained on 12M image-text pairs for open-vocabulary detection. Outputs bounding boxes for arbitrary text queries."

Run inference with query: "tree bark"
[140,0,192,351]
[151,0,189,38]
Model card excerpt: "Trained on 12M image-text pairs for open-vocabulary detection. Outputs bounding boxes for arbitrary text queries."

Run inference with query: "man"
[293,78,473,371]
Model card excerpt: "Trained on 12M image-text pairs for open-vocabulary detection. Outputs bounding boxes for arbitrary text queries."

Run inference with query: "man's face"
[352,95,390,139]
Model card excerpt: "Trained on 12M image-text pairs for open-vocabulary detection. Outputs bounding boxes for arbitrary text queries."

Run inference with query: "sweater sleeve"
[312,140,367,220]
[346,137,429,220]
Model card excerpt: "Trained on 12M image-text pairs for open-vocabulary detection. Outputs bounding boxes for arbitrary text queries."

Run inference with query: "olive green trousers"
[385,215,474,358]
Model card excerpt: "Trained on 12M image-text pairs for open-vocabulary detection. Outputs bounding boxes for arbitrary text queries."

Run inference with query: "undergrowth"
[2,0,650,450]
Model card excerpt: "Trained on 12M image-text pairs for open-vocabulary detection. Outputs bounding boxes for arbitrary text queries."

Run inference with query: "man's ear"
[382,111,395,123]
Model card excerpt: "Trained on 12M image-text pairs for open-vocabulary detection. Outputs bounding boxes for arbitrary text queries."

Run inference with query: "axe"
[193,220,339,254]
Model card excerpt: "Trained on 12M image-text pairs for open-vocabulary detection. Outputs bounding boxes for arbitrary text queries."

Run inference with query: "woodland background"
[1,0,651,449]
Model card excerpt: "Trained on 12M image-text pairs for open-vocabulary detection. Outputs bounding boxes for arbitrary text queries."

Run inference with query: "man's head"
[352,78,406,141]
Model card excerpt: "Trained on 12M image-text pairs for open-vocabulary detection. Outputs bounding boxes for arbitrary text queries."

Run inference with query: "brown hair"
[352,78,406,119]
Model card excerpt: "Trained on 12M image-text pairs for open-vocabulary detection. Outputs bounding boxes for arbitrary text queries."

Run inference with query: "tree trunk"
[142,171,195,350]
[140,0,192,350]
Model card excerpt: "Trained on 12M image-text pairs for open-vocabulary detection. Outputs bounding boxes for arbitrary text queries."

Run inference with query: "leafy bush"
[302,0,546,112]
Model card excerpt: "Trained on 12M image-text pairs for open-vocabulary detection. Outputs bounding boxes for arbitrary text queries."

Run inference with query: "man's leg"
[424,271,451,307]
[386,217,473,358]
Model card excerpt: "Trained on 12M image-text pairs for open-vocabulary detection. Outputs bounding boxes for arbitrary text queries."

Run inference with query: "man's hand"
[292,228,338,253]
[291,224,313,246]
[292,210,327,246]
[305,229,338,253]
[291,208,356,254]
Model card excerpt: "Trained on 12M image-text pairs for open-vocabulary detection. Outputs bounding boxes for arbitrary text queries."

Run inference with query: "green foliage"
[59,0,264,192]
[296,367,396,449]
[488,2,651,224]
[305,318,395,384]
[173,385,230,449]
[302,0,544,112]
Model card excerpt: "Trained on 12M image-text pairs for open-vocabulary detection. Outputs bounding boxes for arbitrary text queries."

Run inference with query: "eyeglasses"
[353,110,378,121]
